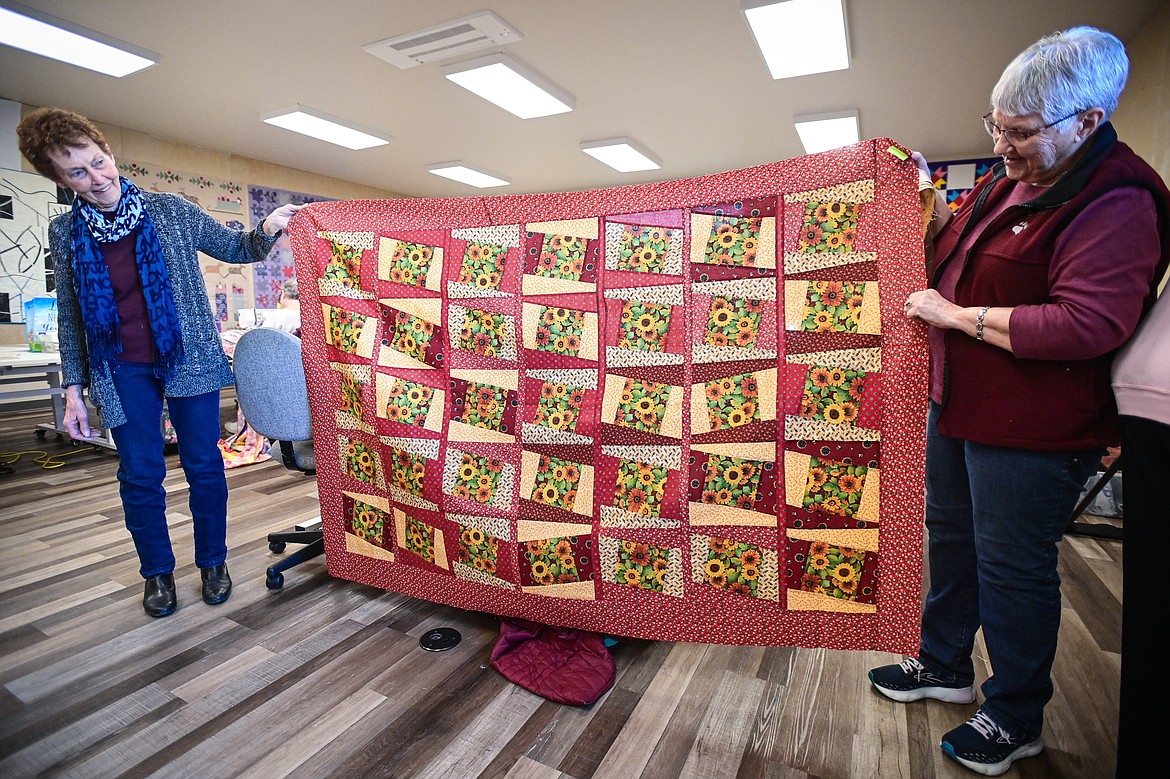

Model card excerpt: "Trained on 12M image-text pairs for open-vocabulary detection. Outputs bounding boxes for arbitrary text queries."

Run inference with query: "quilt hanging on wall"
[288,138,929,653]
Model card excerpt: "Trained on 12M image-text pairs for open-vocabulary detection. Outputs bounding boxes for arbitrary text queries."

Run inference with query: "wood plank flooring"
[0,401,1124,778]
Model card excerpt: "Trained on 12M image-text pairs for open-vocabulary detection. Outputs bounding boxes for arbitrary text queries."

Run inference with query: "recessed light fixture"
[794,110,860,154]
[262,105,390,150]
[427,162,510,189]
[742,0,849,80]
[0,1,158,77]
[581,138,661,173]
[441,53,573,119]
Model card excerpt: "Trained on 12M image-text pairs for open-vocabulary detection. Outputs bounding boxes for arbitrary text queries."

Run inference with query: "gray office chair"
[232,327,324,588]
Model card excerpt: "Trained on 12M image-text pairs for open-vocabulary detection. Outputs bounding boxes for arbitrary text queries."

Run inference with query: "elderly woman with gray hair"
[867,26,1169,776]
[262,278,302,336]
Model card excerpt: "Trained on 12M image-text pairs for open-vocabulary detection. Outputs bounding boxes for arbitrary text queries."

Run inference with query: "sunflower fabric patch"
[447,369,519,444]
[331,362,374,434]
[375,373,445,434]
[292,140,928,651]
[442,447,517,512]
[342,492,394,561]
[522,220,600,295]
[521,369,600,446]
[601,376,684,440]
[378,236,443,292]
[519,450,594,520]
[598,536,685,597]
[450,305,519,363]
[605,221,685,276]
[783,280,881,335]
[322,302,378,360]
[690,533,780,602]
[516,530,597,599]
[318,235,376,300]
[688,442,779,527]
[521,303,600,363]
[377,298,443,370]
[453,518,509,588]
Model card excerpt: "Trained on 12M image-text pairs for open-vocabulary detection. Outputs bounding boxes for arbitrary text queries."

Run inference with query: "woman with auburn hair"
[17,107,303,619]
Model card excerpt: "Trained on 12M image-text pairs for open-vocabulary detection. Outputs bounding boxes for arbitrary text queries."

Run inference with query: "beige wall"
[17,103,404,201]
[1111,1,1170,183]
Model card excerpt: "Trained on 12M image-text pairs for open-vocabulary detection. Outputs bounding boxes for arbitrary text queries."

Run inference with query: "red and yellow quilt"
[288,139,928,652]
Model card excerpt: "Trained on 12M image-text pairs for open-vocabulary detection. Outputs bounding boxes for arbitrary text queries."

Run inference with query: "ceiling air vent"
[363,11,522,69]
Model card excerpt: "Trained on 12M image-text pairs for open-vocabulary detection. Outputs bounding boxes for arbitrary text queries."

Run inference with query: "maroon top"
[930,182,1049,405]
[928,129,1168,450]
[100,227,156,363]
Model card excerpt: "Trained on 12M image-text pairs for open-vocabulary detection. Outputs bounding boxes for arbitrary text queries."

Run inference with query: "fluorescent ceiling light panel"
[742,0,849,80]
[262,105,390,150]
[0,1,157,77]
[442,53,573,119]
[794,110,859,154]
[427,162,510,188]
[581,138,661,173]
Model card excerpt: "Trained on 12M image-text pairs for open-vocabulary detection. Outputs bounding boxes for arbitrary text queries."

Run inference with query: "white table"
[0,346,117,450]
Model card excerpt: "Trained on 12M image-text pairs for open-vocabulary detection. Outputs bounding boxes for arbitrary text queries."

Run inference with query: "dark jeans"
[918,403,1100,737]
[1115,415,1167,778]
[108,361,228,577]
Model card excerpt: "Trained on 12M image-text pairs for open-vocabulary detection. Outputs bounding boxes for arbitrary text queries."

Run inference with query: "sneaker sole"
[940,737,1043,776]
[868,673,976,704]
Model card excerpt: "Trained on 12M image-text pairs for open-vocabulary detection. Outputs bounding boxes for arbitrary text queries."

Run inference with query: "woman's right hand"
[63,385,100,441]
[910,151,933,189]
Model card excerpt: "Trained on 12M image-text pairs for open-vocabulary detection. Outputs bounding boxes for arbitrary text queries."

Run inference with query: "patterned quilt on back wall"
[287,139,929,653]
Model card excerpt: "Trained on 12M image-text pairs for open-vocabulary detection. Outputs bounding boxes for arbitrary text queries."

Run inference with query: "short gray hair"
[991,26,1128,122]
[281,278,299,300]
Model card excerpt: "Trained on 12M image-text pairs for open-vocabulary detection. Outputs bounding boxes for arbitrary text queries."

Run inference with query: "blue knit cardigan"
[49,191,278,429]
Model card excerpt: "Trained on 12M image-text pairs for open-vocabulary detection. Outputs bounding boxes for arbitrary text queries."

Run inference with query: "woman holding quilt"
[866,27,1169,776]
[17,107,302,619]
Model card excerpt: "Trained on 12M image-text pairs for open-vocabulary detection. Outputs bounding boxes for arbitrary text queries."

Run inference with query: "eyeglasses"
[982,109,1084,145]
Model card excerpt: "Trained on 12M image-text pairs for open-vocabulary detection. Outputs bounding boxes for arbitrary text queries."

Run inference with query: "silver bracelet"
[975,306,990,341]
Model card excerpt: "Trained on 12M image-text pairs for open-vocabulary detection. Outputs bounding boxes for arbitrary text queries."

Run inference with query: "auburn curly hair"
[17,107,112,182]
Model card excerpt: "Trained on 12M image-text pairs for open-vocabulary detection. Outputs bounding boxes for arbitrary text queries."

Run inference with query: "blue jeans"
[108,361,228,578]
[918,403,1099,737]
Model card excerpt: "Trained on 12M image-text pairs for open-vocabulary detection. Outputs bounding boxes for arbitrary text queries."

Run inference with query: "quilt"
[287,138,929,652]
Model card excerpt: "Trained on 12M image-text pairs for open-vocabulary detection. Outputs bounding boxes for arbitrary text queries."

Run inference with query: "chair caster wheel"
[36,429,46,439]
[269,541,286,553]
[266,570,284,589]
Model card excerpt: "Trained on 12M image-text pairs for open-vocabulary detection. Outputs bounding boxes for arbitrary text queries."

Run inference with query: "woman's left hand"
[261,203,305,237]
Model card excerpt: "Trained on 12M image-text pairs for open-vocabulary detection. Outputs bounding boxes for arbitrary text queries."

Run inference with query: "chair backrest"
[232,327,314,471]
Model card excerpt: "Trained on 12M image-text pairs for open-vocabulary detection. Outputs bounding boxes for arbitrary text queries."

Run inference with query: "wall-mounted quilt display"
[928,156,999,213]
[248,186,333,309]
[288,139,929,652]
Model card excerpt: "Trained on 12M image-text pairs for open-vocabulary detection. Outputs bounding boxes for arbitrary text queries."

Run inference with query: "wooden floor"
[0,400,1124,779]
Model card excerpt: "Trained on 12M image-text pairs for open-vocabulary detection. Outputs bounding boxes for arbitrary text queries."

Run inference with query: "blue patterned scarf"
[71,178,184,380]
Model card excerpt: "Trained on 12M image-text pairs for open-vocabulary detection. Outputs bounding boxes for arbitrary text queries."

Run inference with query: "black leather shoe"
[201,563,232,605]
[143,573,177,618]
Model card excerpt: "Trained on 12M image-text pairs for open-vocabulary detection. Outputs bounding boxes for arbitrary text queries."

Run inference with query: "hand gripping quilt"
[287,139,928,653]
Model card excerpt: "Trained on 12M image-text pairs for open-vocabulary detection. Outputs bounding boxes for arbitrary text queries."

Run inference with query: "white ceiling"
[1,0,1165,199]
